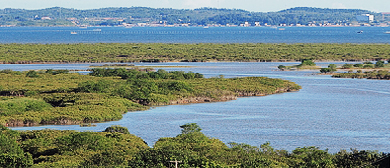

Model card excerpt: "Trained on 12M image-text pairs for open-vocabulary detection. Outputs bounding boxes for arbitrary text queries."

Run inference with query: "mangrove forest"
[0,43,390,63]
[1,124,389,167]
[0,68,300,127]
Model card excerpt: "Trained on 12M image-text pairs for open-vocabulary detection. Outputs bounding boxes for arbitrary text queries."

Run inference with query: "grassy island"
[332,70,390,80]
[1,124,388,167]
[327,61,390,72]
[0,43,390,63]
[317,61,390,79]
[278,59,320,71]
[0,68,300,127]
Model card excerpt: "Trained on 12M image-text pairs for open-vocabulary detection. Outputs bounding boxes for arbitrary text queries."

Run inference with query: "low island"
[277,59,390,80]
[316,61,390,80]
[0,68,301,127]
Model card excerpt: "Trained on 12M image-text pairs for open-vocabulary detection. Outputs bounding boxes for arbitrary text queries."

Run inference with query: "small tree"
[291,147,334,168]
[328,64,337,73]
[300,59,316,66]
[278,65,286,70]
[363,64,374,69]
[363,61,373,64]
[375,61,385,68]
[320,68,331,73]
[180,123,202,134]
[341,64,353,69]
[104,125,130,134]
[25,70,39,78]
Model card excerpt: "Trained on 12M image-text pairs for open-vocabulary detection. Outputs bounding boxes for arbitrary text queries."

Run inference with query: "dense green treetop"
[0,124,388,167]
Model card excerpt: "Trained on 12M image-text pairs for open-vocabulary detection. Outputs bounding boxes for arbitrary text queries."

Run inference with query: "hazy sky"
[0,0,389,12]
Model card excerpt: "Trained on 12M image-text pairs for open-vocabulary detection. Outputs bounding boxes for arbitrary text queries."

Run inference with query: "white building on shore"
[356,14,374,23]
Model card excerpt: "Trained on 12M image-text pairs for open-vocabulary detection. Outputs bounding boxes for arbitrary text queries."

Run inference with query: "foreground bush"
[0,124,388,167]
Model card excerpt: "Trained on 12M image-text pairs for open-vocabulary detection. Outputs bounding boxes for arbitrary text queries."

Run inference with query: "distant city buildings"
[382,12,390,23]
[240,22,250,27]
[2,8,390,27]
[40,17,51,20]
[34,15,51,20]
[356,14,374,23]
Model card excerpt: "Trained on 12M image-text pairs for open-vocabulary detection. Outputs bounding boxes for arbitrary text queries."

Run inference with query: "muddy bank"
[0,59,385,65]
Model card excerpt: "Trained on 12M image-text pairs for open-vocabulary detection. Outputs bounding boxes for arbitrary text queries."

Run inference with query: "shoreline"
[6,88,300,128]
[1,25,390,28]
[0,59,384,65]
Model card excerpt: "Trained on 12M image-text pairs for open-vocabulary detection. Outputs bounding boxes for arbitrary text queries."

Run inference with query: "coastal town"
[1,7,390,27]
[16,13,390,27]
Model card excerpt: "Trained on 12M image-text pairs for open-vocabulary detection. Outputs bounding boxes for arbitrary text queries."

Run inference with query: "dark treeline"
[0,7,381,26]
[1,43,390,63]
[89,68,204,79]
[1,124,389,167]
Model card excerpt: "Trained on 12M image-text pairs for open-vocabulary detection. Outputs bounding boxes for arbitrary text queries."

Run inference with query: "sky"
[0,0,389,12]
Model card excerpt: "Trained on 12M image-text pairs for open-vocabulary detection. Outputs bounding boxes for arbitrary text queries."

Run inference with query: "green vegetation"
[320,64,337,73]
[340,61,390,70]
[0,125,148,167]
[90,65,194,69]
[300,59,316,66]
[278,59,319,70]
[0,124,388,167]
[1,43,390,64]
[326,61,390,77]
[0,69,300,126]
[342,63,354,69]
[104,125,130,134]
[332,70,390,80]
[0,126,33,167]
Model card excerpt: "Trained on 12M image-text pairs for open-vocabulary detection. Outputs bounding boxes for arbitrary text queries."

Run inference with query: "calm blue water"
[0,26,389,43]
[2,26,390,152]
[8,62,390,153]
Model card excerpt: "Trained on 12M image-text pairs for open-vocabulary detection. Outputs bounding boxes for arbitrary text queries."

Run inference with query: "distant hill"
[0,7,383,26]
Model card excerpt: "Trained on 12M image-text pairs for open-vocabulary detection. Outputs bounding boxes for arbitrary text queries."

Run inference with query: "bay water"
[7,62,390,153]
[0,26,390,43]
[2,26,390,153]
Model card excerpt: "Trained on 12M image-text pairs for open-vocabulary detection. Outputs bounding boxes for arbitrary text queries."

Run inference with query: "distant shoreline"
[0,7,388,27]
[1,25,389,28]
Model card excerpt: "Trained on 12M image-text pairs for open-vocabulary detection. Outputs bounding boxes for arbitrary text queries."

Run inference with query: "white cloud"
[183,0,225,9]
[332,3,347,9]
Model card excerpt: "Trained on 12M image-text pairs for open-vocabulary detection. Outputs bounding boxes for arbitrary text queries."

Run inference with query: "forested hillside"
[0,7,381,26]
